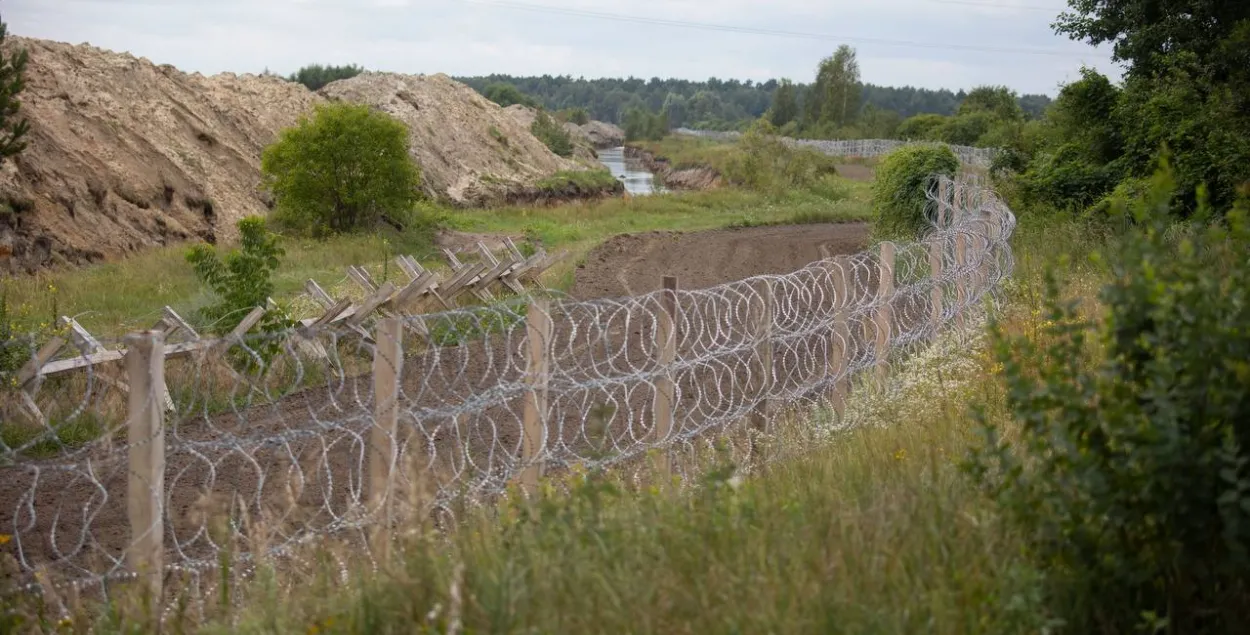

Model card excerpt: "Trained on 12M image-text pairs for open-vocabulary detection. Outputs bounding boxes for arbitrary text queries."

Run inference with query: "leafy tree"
[896,113,948,141]
[1055,0,1250,80]
[483,83,537,108]
[531,109,574,157]
[0,15,29,162]
[806,45,861,129]
[262,103,422,236]
[768,79,798,128]
[623,106,667,141]
[287,64,364,91]
[958,85,1024,122]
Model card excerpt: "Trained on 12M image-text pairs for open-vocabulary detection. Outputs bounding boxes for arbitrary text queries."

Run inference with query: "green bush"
[557,107,590,126]
[286,64,363,91]
[186,217,291,370]
[531,109,573,158]
[871,144,959,240]
[967,164,1250,633]
[483,83,538,108]
[721,119,839,193]
[262,103,422,236]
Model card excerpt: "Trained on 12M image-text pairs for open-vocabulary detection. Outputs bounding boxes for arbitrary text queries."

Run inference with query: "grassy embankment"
[0,137,869,338]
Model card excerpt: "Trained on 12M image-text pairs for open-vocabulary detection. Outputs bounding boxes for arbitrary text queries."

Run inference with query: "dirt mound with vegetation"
[320,74,583,205]
[0,36,320,274]
[0,37,610,274]
[581,121,625,148]
[502,104,598,163]
[625,146,722,190]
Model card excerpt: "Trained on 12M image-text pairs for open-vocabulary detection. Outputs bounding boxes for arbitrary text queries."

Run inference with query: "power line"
[446,0,1091,58]
[922,0,1059,12]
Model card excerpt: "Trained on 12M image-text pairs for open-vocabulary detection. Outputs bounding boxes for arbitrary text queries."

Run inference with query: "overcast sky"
[6,0,1121,96]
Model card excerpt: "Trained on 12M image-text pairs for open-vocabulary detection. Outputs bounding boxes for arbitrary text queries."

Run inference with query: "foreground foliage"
[969,165,1250,633]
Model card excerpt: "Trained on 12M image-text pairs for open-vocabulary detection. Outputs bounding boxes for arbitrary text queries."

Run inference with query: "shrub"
[531,109,573,158]
[721,119,839,193]
[558,107,590,126]
[286,64,363,91]
[186,218,291,370]
[262,102,422,236]
[871,144,959,240]
[483,83,537,109]
[967,164,1250,633]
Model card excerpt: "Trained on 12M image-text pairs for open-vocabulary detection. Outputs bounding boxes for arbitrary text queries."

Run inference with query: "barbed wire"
[673,128,1000,169]
[0,174,1015,613]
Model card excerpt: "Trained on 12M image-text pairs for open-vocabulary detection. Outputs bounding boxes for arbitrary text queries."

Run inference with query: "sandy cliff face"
[0,37,321,273]
[0,39,606,274]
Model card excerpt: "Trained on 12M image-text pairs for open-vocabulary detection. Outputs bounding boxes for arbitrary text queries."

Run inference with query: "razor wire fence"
[0,174,1015,609]
[673,127,999,169]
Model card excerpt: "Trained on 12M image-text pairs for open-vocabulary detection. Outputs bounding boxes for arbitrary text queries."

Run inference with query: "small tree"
[287,63,364,91]
[0,14,29,163]
[186,217,290,371]
[531,109,573,158]
[262,103,422,236]
[186,217,284,333]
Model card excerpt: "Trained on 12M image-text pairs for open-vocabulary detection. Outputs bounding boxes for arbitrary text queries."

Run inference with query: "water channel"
[596,146,663,196]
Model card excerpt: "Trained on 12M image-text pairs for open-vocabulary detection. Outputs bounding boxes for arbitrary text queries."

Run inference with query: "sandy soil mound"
[571,223,870,299]
[0,37,610,274]
[320,74,583,206]
[582,121,625,148]
[0,37,322,273]
[502,104,598,163]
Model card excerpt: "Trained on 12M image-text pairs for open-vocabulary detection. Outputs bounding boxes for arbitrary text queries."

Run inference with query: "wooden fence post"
[747,277,774,466]
[827,258,851,422]
[930,181,948,336]
[370,318,403,518]
[125,331,165,600]
[519,298,553,493]
[875,243,896,384]
[955,232,968,331]
[652,276,678,479]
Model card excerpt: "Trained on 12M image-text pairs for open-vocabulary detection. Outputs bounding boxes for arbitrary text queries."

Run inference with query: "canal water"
[596,147,663,195]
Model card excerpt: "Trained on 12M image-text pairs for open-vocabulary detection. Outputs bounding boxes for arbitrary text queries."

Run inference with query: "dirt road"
[571,222,871,299]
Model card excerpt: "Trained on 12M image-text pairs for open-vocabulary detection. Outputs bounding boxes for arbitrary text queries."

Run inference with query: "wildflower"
[893,448,907,461]
[57,616,73,628]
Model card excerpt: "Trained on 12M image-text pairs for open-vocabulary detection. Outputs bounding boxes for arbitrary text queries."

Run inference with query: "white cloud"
[5,0,1121,94]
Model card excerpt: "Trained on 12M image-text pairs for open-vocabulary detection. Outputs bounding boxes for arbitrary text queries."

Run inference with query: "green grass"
[632,136,742,173]
[533,168,619,193]
[1,177,871,340]
[187,311,1054,634]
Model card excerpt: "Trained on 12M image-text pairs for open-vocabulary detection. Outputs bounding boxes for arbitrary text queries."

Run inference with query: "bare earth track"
[571,222,871,299]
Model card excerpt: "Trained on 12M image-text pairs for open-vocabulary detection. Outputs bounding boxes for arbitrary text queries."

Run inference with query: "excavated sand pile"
[320,73,582,204]
[0,38,606,274]
[502,104,598,163]
[0,37,322,273]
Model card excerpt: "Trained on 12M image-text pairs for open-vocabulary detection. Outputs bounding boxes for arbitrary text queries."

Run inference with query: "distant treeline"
[454,73,1052,129]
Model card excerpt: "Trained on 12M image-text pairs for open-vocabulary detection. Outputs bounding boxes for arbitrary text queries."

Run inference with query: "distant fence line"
[1,175,1015,613]
[673,127,999,169]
